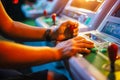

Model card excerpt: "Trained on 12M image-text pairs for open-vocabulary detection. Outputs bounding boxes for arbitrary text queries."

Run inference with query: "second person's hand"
[54,36,94,59]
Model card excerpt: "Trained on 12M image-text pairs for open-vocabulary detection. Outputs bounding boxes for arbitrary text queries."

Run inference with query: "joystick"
[51,13,56,25]
[108,43,118,72]
[13,0,19,4]
[43,10,47,17]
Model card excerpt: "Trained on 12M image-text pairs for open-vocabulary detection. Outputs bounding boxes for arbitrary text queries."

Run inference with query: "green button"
[100,48,107,53]
[90,48,98,53]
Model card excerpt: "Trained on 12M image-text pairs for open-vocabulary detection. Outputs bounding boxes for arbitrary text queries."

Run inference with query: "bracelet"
[45,29,52,41]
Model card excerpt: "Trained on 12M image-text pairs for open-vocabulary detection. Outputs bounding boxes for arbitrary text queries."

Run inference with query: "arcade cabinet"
[21,0,46,19]
[34,0,69,46]
[35,0,69,27]
[35,0,116,32]
[67,0,120,80]
[21,0,67,19]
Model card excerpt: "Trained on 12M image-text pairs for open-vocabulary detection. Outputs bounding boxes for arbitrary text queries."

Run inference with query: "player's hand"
[55,36,94,59]
[51,20,79,41]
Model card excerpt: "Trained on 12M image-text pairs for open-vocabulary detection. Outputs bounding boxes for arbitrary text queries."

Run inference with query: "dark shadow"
[107,62,116,80]
[107,72,116,80]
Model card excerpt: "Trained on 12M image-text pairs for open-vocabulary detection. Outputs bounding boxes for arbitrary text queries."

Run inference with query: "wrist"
[45,28,57,41]
[45,29,52,41]
[53,47,62,60]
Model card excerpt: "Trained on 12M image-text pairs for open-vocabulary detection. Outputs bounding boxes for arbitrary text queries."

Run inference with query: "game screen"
[70,0,104,12]
[101,21,120,39]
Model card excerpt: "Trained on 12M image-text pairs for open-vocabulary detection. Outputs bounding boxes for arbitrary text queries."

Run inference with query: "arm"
[0,1,47,41]
[0,40,61,69]
[0,1,78,42]
[0,36,94,69]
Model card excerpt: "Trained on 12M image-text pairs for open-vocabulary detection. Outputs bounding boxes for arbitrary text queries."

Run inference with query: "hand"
[51,20,79,41]
[55,36,94,59]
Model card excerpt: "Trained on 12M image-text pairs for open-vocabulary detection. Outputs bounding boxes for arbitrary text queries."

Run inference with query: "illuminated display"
[102,22,120,39]
[70,0,104,11]
[85,33,105,42]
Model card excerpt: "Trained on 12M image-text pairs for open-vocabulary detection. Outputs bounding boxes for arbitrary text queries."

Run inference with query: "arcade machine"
[35,0,69,27]
[34,0,69,46]
[21,0,66,19]
[67,0,120,80]
[22,0,69,46]
[35,0,116,32]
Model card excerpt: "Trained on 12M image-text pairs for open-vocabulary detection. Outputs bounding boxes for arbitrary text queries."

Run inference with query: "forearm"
[0,41,61,69]
[1,21,49,41]
[0,1,50,41]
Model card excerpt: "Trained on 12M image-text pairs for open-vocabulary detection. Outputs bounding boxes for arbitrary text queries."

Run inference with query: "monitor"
[68,1,120,80]
[97,0,120,42]
[70,0,104,12]
[97,0,120,37]
[61,0,116,30]
[101,21,120,39]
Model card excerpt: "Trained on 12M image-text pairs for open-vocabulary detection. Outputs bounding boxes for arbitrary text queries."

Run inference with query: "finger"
[73,28,79,32]
[74,36,86,40]
[66,20,77,25]
[67,23,79,38]
[75,22,79,28]
[76,39,94,44]
[77,43,94,48]
[73,33,78,37]
[73,28,79,34]
[61,20,73,26]
[78,48,91,54]
[65,21,79,28]
[73,29,79,37]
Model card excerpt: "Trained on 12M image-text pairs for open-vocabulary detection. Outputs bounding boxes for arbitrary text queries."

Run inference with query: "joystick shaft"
[51,13,56,25]
[108,43,118,72]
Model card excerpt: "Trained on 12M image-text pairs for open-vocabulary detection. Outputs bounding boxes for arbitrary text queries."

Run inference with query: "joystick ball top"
[108,43,118,62]
[51,13,56,25]
[13,0,19,4]
[43,10,47,16]
[52,13,56,21]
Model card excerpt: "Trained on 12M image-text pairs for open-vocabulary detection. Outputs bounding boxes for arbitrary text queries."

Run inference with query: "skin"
[0,1,94,69]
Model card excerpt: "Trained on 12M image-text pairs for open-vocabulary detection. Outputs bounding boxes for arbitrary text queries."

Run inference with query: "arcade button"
[43,10,47,17]
[90,47,98,53]
[100,48,107,53]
